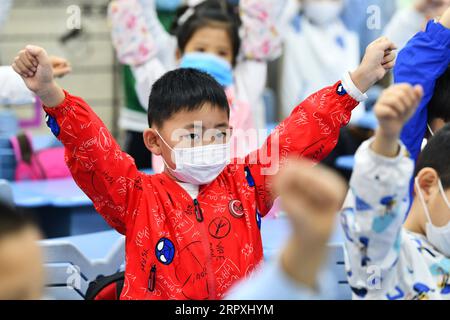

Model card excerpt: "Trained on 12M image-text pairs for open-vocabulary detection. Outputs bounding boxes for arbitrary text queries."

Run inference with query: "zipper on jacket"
[148,264,156,292]
[193,199,204,222]
[193,196,215,298]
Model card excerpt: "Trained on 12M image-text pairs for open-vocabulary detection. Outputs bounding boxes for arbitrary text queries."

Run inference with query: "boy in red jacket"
[12,38,395,300]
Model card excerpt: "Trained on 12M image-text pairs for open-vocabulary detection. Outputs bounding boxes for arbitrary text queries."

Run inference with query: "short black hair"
[0,202,35,240]
[428,66,450,123]
[415,123,450,189]
[171,0,241,65]
[148,68,230,128]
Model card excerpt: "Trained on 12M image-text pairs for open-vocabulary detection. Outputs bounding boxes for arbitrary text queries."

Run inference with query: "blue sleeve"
[395,20,450,162]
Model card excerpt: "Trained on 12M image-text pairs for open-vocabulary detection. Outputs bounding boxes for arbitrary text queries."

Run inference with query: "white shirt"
[0,66,35,105]
[176,181,199,200]
[279,16,361,118]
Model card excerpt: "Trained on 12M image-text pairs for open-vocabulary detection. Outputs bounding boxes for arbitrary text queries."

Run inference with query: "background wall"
[0,0,122,138]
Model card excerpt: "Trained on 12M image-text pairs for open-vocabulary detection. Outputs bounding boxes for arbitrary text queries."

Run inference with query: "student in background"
[278,0,361,118]
[0,202,44,300]
[385,0,450,50]
[117,2,179,170]
[342,82,450,300]
[393,4,450,163]
[342,0,397,57]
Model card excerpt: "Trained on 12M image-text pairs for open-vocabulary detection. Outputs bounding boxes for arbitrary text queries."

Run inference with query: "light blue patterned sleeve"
[340,138,414,299]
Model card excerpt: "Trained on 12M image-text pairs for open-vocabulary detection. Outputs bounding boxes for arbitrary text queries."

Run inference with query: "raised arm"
[244,37,397,215]
[396,7,450,161]
[108,0,172,109]
[341,84,423,299]
[12,46,142,235]
[239,0,283,61]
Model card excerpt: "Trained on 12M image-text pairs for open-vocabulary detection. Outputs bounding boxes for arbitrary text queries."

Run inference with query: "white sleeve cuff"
[341,72,369,103]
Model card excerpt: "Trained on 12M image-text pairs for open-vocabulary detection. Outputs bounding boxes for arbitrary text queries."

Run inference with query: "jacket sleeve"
[245,75,364,216]
[108,0,158,66]
[43,91,143,235]
[239,0,283,61]
[340,138,414,299]
[396,20,450,162]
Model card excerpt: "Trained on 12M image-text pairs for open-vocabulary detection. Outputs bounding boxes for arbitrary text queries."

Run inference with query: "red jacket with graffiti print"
[43,81,358,300]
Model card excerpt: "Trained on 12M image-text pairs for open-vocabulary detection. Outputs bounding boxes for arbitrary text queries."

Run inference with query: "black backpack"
[85,271,125,300]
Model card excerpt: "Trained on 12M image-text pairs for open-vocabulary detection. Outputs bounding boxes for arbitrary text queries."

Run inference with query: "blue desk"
[335,155,355,171]
[11,178,91,208]
[11,169,154,238]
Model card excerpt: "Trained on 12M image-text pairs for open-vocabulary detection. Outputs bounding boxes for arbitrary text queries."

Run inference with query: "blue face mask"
[155,0,182,12]
[179,52,233,87]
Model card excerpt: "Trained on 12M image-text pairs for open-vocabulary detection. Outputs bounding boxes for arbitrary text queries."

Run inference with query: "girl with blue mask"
[110,0,283,173]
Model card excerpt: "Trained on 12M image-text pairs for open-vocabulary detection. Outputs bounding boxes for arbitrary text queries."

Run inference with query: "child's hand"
[351,37,397,93]
[439,3,450,28]
[12,45,65,107]
[49,56,72,78]
[371,84,424,157]
[274,159,347,288]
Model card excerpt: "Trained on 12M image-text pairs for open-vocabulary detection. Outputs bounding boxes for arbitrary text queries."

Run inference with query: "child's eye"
[195,47,206,53]
[185,133,200,141]
[217,51,228,57]
[212,132,227,142]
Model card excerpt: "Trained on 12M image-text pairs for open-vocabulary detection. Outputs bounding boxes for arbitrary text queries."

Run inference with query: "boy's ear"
[415,167,440,201]
[143,128,162,156]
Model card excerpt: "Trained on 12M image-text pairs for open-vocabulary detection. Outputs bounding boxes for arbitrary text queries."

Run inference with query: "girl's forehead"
[188,26,232,46]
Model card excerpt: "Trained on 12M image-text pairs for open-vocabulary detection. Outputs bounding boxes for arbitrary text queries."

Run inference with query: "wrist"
[280,236,327,290]
[371,129,401,158]
[37,82,65,107]
[350,68,375,94]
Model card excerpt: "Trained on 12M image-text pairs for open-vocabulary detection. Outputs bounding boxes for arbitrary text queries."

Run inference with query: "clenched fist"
[371,84,424,157]
[351,37,397,93]
[12,45,65,107]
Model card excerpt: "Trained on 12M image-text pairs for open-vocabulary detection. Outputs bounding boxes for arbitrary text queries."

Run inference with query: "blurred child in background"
[0,202,44,300]
[395,4,450,162]
[116,2,178,170]
[278,0,361,119]
[341,11,450,299]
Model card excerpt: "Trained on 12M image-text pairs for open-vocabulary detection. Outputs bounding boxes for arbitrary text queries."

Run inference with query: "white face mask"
[303,0,344,26]
[155,131,231,185]
[415,177,450,256]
